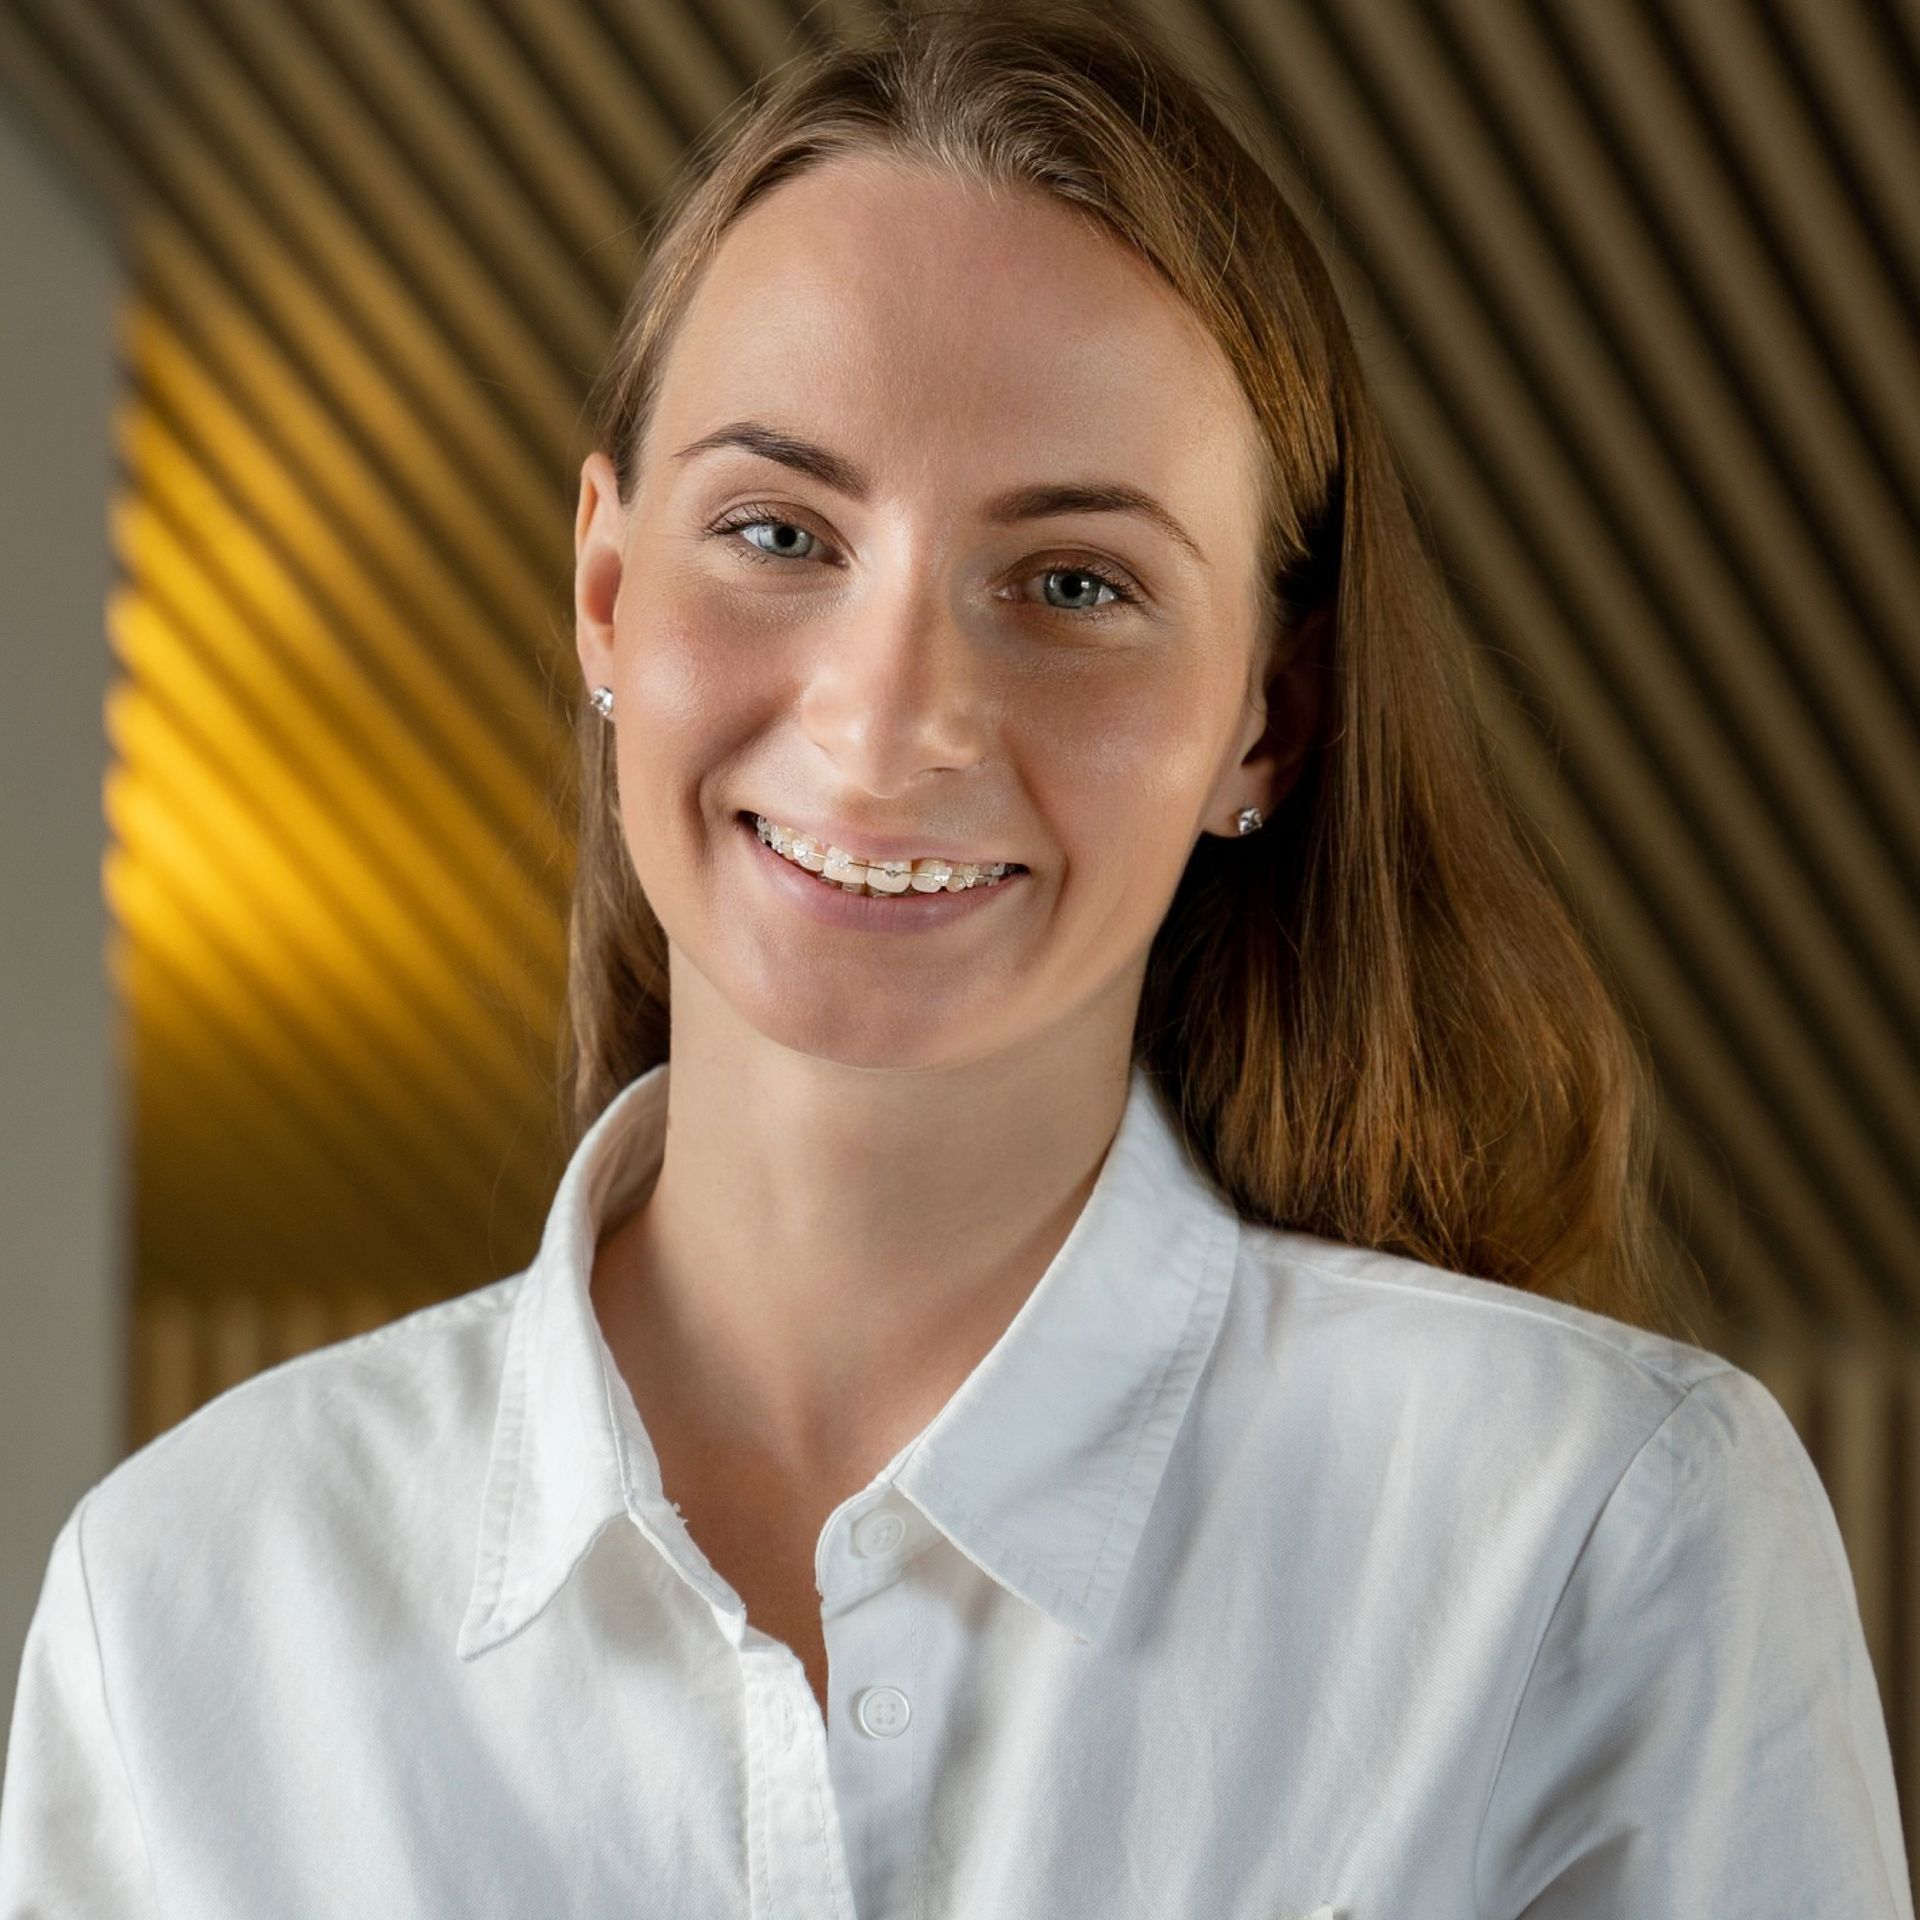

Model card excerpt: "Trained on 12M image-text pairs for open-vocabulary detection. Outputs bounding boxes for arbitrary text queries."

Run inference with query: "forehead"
[649,155,1262,528]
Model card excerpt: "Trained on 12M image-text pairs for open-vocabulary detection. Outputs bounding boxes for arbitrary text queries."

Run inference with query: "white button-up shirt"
[2,1059,1911,1917]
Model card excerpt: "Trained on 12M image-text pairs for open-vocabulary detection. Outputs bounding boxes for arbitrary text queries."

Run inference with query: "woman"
[2,3,1909,1915]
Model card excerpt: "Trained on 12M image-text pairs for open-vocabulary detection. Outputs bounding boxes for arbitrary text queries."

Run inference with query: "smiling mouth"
[743,812,1027,897]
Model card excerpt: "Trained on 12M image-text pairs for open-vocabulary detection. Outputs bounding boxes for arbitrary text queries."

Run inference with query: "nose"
[797,585,993,791]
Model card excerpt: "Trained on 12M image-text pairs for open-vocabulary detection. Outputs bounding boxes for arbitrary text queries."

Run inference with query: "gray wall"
[0,87,124,1770]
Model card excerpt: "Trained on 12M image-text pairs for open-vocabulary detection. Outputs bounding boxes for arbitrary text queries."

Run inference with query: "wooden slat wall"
[2,0,1915,1875]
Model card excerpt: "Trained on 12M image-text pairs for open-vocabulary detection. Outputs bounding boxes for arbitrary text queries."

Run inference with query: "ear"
[574,450,626,690]
[1216,600,1331,833]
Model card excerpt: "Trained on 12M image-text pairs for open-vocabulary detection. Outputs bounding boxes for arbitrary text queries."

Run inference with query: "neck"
[589,964,1140,1489]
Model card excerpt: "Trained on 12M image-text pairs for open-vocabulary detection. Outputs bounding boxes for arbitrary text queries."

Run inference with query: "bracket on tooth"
[758,814,1008,894]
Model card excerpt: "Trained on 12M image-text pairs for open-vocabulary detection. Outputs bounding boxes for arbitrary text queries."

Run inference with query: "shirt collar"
[456,1057,1241,1662]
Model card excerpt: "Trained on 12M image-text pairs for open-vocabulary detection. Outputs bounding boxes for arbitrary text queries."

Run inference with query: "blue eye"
[704,505,1143,620]
[711,510,824,563]
[1036,566,1131,614]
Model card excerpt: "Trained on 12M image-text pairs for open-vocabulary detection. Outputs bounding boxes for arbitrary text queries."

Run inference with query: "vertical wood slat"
[128,1286,438,1449]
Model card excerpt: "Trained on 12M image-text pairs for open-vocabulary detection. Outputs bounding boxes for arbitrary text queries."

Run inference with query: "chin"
[757,1000,993,1074]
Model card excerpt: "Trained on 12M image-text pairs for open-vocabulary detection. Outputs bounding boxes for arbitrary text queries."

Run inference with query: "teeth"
[753,814,1020,896]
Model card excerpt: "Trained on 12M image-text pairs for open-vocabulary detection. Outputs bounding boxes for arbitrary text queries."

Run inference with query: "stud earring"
[1235,806,1264,835]
[589,685,614,720]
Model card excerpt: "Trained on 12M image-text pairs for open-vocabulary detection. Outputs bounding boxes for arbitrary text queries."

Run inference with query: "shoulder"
[1229,1222,1777,1496]
[72,1276,526,1584]
[1220,1227,1841,1666]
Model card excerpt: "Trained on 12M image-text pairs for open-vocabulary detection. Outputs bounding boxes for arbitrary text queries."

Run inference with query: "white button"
[851,1507,907,1557]
[855,1685,911,1738]
[778,1692,796,1749]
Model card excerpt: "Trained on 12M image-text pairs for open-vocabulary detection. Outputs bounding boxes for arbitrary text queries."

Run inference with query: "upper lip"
[744,810,1025,868]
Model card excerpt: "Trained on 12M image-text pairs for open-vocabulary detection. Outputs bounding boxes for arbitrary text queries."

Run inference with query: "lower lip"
[738,814,1028,933]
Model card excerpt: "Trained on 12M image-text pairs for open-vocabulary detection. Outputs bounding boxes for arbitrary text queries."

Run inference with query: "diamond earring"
[1235,806,1264,835]
[589,685,614,720]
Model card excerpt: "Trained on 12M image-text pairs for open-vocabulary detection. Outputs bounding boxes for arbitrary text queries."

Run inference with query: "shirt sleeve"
[0,1497,158,1918]
[1474,1363,1914,1919]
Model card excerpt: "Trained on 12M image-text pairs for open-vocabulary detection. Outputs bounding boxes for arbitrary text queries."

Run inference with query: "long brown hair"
[553,0,1708,1344]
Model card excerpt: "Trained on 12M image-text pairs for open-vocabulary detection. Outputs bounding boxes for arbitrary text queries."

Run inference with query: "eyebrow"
[672,418,1210,572]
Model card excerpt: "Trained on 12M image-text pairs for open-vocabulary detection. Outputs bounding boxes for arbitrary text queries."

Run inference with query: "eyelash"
[704,504,1143,620]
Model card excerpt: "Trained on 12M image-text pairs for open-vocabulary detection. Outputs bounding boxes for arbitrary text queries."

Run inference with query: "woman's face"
[575,154,1309,1071]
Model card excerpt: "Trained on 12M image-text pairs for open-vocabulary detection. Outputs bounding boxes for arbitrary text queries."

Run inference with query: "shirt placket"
[738,1485,933,1920]
[741,1640,859,1920]
[818,1493,930,1920]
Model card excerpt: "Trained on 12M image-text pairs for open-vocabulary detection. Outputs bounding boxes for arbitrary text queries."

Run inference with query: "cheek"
[618,592,734,733]
[617,576,785,740]
[1036,675,1223,869]
[608,600,764,850]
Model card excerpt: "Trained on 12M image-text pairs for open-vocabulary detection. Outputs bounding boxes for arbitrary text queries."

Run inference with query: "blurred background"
[2,0,1916,1864]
